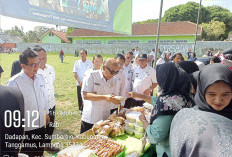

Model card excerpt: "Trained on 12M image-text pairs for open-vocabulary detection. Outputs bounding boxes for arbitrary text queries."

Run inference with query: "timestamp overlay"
[3,109,94,155]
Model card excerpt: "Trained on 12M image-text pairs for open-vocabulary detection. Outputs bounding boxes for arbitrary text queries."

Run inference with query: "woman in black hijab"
[210,56,221,64]
[129,62,194,157]
[178,61,199,74]
[170,63,232,157]
[195,63,232,120]
[178,61,200,97]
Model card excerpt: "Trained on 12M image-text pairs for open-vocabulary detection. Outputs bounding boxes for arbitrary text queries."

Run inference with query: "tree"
[201,20,226,41]
[22,31,40,43]
[160,3,232,40]
[66,27,76,35]
[33,26,50,38]
[205,6,232,39]
[6,26,25,37]
[134,19,159,24]
[161,2,208,24]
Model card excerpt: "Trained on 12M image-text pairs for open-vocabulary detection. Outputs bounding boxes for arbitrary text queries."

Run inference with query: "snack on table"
[78,149,95,157]
[125,120,135,130]
[57,145,94,157]
[134,131,145,139]
[134,124,145,133]
[108,114,126,125]
[93,114,125,137]
[109,122,124,138]
[136,117,143,127]
[129,107,146,113]
[82,136,124,157]
[124,126,134,135]
[125,111,141,123]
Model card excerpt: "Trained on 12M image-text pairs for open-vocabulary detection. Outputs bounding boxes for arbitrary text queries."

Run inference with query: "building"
[227,34,232,41]
[68,21,202,45]
[0,34,22,52]
[40,30,71,44]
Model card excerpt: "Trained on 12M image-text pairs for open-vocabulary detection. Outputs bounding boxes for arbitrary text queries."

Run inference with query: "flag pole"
[154,0,163,68]
[193,0,202,54]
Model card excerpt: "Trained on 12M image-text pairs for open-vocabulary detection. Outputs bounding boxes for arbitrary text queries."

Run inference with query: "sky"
[0,0,231,32]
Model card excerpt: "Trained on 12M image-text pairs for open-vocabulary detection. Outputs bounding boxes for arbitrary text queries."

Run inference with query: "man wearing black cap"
[130,54,157,107]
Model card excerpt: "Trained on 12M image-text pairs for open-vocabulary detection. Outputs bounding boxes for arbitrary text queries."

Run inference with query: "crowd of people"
[1,45,232,157]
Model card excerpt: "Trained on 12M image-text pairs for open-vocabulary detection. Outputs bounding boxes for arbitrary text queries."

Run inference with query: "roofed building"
[40,30,71,44]
[68,21,202,45]
[0,34,22,52]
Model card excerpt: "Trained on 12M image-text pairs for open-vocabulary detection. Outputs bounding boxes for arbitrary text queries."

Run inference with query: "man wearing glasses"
[80,58,121,133]
[131,53,158,107]
[6,48,50,157]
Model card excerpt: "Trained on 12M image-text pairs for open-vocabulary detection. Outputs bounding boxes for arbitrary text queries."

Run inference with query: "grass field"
[0,52,115,155]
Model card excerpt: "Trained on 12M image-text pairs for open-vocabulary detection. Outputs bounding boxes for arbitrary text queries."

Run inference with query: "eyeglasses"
[25,62,41,68]
[105,66,119,75]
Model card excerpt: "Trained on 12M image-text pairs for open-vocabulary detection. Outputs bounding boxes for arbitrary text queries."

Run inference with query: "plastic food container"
[125,120,135,130]
[134,131,145,139]
[134,124,145,133]
[126,111,141,123]
[124,126,134,135]
[136,117,143,127]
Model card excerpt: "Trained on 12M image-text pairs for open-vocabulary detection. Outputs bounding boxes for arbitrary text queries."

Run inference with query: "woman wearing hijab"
[129,62,194,157]
[156,51,172,95]
[170,63,232,157]
[178,61,199,74]
[178,61,200,97]
[210,56,221,64]
[171,53,183,64]
[156,51,171,65]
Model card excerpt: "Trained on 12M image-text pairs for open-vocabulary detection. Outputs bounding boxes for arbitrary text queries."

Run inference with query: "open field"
[0,52,115,155]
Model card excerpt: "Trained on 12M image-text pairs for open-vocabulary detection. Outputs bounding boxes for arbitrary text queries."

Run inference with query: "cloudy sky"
[0,0,231,32]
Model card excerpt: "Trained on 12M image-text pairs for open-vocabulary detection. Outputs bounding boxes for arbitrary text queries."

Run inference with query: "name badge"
[94,83,100,86]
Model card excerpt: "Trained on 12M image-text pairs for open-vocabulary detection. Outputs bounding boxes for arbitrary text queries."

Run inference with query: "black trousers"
[20,127,45,157]
[80,120,94,134]
[44,106,56,145]
[77,86,83,111]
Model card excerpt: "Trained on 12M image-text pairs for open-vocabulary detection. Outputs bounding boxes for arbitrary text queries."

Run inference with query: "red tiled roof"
[68,28,125,37]
[50,30,71,43]
[68,21,202,37]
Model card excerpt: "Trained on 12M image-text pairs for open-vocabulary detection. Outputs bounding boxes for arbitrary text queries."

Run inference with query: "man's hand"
[139,113,146,122]
[111,96,121,105]
[46,114,50,125]
[143,89,151,95]
[128,91,139,98]
[105,95,120,105]
[78,81,82,87]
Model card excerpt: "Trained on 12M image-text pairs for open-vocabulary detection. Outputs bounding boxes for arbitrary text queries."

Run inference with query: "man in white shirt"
[80,58,120,133]
[134,46,140,57]
[34,46,59,153]
[123,51,134,108]
[150,48,156,67]
[131,53,158,107]
[110,54,126,113]
[73,49,93,115]
[84,54,103,77]
[82,54,103,108]
[6,48,50,157]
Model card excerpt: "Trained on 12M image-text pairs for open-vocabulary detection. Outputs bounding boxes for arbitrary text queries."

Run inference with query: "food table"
[54,107,152,157]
